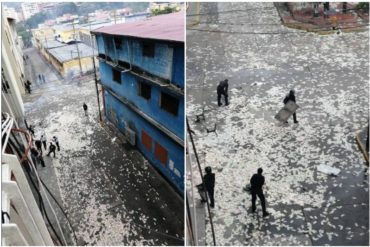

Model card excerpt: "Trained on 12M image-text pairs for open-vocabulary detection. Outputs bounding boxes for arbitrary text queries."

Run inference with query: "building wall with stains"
[104,90,184,193]
[63,56,95,77]
[99,61,184,139]
[96,34,184,88]
[96,33,184,194]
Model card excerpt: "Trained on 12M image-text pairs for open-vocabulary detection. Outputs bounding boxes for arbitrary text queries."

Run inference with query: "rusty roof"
[92,11,184,43]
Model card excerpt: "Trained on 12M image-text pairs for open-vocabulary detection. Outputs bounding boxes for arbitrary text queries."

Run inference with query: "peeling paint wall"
[99,61,184,139]
[104,91,184,193]
[96,34,184,88]
[97,33,184,194]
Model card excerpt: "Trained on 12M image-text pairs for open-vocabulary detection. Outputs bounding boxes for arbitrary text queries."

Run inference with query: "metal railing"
[1,112,66,246]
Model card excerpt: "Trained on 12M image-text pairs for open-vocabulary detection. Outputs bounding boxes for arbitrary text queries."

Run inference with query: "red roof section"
[92,11,184,43]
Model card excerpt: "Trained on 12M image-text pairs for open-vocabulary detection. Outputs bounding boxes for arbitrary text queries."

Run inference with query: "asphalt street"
[22,47,184,246]
[187,2,369,246]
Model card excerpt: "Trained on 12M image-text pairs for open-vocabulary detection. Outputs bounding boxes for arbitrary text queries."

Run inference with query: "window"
[160,92,179,116]
[142,41,155,58]
[112,68,121,84]
[114,37,122,49]
[138,81,151,100]
[105,36,113,51]
[141,130,152,151]
[154,142,168,165]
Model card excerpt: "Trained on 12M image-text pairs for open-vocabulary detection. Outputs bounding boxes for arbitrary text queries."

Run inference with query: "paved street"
[22,47,184,245]
[186,2,369,246]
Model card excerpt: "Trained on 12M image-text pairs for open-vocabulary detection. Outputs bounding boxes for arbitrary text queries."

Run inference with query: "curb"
[274,3,368,35]
[356,132,369,165]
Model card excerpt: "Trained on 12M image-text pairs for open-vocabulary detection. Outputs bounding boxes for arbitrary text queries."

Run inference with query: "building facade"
[21,2,40,20]
[46,42,97,78]
[2,13,25,123]
[92,11,184,194]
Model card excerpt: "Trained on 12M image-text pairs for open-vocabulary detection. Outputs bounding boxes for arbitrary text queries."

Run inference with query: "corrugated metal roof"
[92,11,184,42]
[42,40,67,49]
[48,43,97,63]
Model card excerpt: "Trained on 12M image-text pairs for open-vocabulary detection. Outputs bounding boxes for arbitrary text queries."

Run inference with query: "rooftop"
[48,43,97,63]
[92,11,184,43]
[41,39,67,49]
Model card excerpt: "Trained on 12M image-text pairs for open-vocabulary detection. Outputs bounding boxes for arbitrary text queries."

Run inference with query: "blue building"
[92,12,184,194]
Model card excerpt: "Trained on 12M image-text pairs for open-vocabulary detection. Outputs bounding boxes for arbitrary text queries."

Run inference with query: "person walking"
[83,103,88,116]
[25,80,32,94]
[40,134,47,150]
[30,147,39,167]
[250,168,269,217]
[203,166,215,208]
[47,142,56,158]
[35,139,43,154]
[52,136,60,151]
[42,74,46,83]
[28,125,35,137]
[217,79,229,107]
[38,153,46,168]
[283,89,298,124]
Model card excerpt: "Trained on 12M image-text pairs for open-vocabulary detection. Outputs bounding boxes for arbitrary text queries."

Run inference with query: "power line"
[7,138,65,245]
[39,179,78,245]
[186,118,217,246]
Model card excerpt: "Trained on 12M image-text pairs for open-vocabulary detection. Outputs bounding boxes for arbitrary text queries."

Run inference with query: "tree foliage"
[16,22,32,46]
[151,7,179,16]
[25,12,48,29]
[357,2,369,11]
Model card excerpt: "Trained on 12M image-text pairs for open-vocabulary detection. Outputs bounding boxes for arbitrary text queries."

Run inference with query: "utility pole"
[91,33,102,122]
[44,35,48,59]
[113,10,117,24]
[72,21,83,76]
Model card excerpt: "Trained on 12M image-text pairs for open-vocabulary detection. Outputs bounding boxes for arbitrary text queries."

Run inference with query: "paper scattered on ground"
[23,48,184,245]
[187,2,369,246]
[317,164,341,176]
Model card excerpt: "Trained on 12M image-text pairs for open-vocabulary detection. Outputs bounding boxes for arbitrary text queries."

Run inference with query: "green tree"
[16,22,32,46]
[25,12,48,29]
[55,2,78,16]
[151,6,179,16]
[357,2,369,11]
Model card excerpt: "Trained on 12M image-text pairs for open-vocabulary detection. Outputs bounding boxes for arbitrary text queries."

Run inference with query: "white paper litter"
[317,164,341,176]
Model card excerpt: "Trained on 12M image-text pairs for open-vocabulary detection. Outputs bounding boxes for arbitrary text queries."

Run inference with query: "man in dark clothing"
[250,168,269,217]
[40,134,47,150]
[35,139,43,154]
[28,125,35,137]
[222,79,229,93]
[25,80,32,94]
[203,166,215,208]
[47,142,56,158]
[30,147,39,167]
[283,89,298,124]
[52,136,60,151]
[83,103,88,116]
[217,79,229,107]
[38,153,46,167]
